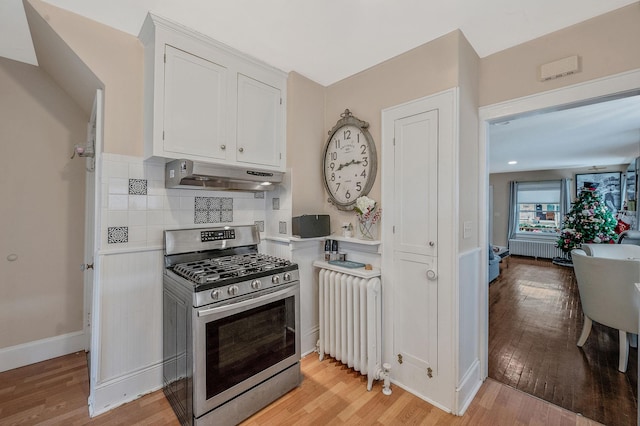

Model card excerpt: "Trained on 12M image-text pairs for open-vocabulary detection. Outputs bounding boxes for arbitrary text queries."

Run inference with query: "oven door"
[192,281,300,418]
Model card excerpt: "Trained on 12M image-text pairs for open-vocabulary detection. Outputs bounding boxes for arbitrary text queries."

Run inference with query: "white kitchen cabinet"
[163,45,228,160]
[236,74,282,167]
[139,13,287,171]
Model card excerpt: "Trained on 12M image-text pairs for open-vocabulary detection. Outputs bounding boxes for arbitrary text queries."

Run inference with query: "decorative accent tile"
[128,179,147,195]
[221,198,233,210]
[209,197,222,209]
[108,226,128,244]
[254,220,265,232]
[208,210,222,223]
[254,192,265,199]
[272,198,280,210]
[221,210,233,223]
[194,211,208,224]
[279,221,287,234]
[194,197,234,224]
[195,196,208,210]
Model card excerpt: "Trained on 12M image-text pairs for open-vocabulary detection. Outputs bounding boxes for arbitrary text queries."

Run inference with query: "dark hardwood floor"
[489,255,638,426]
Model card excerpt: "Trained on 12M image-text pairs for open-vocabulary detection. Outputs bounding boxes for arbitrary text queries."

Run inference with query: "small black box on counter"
[292,214,330,238]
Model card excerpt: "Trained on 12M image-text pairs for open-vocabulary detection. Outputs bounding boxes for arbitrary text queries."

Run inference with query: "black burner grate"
[172,253,292,285]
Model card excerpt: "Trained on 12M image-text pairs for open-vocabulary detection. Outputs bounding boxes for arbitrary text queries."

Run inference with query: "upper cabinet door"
[140,13,287,171]
[163,45,228,160]
[236,74,282,168]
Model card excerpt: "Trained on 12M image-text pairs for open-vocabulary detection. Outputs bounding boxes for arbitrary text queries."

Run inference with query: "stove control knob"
[228,285,239,296]
[271,275,280,284]
[251,280,262,290]
[211,290,221,301]
[283,272,292,281]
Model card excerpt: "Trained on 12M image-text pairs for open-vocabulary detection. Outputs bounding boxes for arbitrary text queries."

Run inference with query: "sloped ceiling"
[2,0,637,86]
[3,0,639,172]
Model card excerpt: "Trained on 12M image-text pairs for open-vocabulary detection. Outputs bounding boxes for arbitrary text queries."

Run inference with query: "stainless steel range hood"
[165,159,283,191]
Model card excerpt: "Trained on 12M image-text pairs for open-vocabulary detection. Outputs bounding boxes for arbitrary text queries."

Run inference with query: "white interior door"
[83,89,103,352]
[392,108,440,394]
[383,90,457,409]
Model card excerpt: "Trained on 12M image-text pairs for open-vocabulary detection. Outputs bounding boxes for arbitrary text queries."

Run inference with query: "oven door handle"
[197,284,296,318]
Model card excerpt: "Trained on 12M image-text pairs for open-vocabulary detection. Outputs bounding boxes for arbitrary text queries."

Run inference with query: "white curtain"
[507,181,518,243]
[559,178,571,229]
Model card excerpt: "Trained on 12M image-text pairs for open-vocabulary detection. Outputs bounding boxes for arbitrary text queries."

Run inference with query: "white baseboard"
[0,330,85,373]
[455,359,483,416]
[390,380,453,414]
[302,326,319,356]
[89,361,163,417]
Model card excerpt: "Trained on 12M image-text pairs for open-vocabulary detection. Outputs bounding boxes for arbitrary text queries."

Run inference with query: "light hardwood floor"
[0,350,601,425]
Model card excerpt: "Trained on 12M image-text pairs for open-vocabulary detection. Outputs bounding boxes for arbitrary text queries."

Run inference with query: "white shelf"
[312,260,381,278]
[329,235,381,246]
[288,235,381,246]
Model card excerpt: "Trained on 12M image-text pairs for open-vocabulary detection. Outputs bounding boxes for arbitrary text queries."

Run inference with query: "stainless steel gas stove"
[162,225,301,426]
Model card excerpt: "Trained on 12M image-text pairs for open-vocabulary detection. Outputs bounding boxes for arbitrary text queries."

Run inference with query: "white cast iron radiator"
[509,239,563,259]
[313,261,390,393]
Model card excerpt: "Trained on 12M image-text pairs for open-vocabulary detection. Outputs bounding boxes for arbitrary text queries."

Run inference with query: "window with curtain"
[516,181,562,236]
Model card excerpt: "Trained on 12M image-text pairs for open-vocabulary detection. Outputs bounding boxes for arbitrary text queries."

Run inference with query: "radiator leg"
[369,363,392,395]
[381,363,392,396]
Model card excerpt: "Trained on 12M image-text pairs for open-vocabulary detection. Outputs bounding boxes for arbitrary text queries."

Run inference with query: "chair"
[488,246,500,282]
[581,243,640,259]
[618,230,640,245]
[571,249,640,372]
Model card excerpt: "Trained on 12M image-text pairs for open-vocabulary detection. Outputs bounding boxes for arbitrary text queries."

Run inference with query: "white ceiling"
[1,0,637,86]
[489,94,640,174]
[1,0,638,173]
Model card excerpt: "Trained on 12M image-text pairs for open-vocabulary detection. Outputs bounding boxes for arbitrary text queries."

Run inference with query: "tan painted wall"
[489,164,629,246]
[324,31,460,233]
[0,57,86,348]
[457,33,480,252]
[27,0,144,157]
[286,72,327,217]
[480,3,640,106]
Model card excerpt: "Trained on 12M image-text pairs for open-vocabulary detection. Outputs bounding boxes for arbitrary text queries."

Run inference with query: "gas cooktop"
[172,253,294,285]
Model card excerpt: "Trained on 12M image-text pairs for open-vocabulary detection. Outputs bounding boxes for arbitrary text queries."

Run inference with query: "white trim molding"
[89,361,163,417]
[0,331,85,373]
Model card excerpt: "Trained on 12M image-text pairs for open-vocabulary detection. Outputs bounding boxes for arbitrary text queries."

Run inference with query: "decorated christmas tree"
[556,186,618,255]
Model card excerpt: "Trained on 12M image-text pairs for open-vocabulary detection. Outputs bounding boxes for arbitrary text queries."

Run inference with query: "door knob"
[426,269,437,280]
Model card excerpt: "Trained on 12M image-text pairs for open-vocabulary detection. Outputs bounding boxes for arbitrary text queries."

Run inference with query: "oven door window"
[205,295,296,399]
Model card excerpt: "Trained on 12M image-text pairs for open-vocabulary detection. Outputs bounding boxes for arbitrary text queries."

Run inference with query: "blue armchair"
[489,246,500,283]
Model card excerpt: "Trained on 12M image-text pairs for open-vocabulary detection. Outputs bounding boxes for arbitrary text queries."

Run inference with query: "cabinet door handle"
[426,270,437,280]
[238,147,244,153]
[220,144,226,150]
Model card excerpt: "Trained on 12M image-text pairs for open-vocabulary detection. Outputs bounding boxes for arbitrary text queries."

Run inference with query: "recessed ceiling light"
[508,161,518,165]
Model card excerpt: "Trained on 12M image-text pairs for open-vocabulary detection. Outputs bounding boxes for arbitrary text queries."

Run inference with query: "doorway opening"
[480,69,640,425]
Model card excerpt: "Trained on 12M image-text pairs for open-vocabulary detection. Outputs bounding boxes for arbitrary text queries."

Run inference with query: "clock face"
[323,123,376,209]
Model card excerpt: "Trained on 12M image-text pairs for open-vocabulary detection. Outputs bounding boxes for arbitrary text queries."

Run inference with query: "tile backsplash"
[100,153,279,250]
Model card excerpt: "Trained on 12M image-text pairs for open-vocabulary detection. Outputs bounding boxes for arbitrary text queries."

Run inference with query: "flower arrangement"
[556,187,617,254]
[354,196,381,239]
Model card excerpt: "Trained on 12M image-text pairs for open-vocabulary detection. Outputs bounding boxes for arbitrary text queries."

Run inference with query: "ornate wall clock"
[322,109,377,211]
